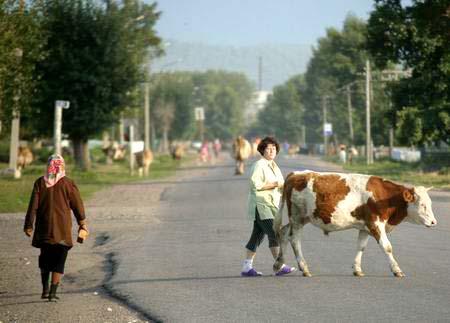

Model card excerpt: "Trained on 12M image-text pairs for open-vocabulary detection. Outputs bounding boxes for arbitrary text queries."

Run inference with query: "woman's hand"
[24,228,33,237]
[259,182,279,190]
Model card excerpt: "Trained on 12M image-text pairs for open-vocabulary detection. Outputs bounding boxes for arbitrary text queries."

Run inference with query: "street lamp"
[54,100,70,155]
[143,58,182,151]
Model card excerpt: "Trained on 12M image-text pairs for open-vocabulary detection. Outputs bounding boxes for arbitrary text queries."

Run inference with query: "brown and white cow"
[273,171,437,278]
[135,149,153,177]
[17,146,33,171]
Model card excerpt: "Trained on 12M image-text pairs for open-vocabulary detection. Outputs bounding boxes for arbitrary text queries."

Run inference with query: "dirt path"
[0,154,210,323]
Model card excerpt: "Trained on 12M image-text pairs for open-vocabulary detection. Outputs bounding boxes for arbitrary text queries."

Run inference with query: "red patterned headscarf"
[44,154,66,188]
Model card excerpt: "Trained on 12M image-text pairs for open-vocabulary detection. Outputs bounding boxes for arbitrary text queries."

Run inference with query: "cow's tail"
[274,172,294,236]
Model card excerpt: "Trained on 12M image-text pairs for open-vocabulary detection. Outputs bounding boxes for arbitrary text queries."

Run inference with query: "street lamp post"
[54,100,70,155]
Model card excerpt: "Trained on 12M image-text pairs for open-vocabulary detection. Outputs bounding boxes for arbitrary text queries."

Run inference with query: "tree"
[30,0,161,169]
[254,75,305,142]
[192,71,253,140]
[0,0,45,135]
[367,0,450,145]
[149,72,196,144]
[301,15,372,146]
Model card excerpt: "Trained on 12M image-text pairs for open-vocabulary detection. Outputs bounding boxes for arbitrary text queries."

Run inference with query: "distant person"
[199,140,210,163]
[283,141,290,154]
[339,145,347,163]
[213,138,222,158]
[241,136,296,276]
[24,154,88,301]
[348,146,358,164]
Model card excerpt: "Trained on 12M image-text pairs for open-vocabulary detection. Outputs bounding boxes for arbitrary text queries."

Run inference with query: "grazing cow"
[17,147,33,171]
[232,136,252,175]
[171,142,185,160]
[287,144,300,158]
[102,141,126,163]
[273,171,437,278]
[135,149,153,177]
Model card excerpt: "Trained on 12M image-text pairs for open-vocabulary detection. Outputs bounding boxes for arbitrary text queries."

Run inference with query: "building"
[245,90,272,126]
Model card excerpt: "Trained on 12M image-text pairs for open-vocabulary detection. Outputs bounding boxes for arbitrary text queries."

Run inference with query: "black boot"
[48,283,60,302]
[41,272,50,299]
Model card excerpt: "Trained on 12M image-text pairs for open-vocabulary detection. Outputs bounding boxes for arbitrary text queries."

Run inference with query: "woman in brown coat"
[24,154,88,301]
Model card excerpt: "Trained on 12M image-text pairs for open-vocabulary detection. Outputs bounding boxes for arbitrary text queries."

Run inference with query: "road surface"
[107,154,450,322]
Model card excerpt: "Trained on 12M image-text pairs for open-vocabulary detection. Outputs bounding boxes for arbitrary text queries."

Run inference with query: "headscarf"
[44,154,66,188]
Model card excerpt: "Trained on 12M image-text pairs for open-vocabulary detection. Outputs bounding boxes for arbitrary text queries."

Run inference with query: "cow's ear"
[426,186,434,191]
[403,189,415,203]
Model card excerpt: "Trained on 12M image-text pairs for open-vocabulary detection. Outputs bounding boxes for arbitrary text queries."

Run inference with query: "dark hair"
[257,136,280,155]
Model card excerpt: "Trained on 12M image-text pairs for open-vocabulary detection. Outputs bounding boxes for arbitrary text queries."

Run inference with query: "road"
[107,154,450,322]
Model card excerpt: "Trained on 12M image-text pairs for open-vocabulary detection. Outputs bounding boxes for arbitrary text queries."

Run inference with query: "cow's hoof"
[353,271,365,277]
[302,271,312,277]
[393,271,405,278]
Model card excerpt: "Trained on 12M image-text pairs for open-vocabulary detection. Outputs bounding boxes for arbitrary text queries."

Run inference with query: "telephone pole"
[144,82,150,151]
[322,96,328,156]
[346,85,354,145]
[365,60,373,165]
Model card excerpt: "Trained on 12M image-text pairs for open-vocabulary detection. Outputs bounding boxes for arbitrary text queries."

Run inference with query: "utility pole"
[301,125,306,147]
[8,48,23,179]
[365,60,373,165]
[195,107,205,142]
[258,56,263,91]
[129,125,134,175]
[322,96,328,156]
[346,85,354,145]
[119,112,125,145]
[144,82,150,151]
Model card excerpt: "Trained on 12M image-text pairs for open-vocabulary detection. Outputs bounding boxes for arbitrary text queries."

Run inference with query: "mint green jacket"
[247,158,284,221]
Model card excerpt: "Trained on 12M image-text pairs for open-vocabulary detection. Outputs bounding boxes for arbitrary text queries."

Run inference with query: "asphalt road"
[107,154,450,322]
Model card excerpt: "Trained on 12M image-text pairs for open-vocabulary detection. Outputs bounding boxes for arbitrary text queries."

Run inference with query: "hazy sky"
[151,0,382,47]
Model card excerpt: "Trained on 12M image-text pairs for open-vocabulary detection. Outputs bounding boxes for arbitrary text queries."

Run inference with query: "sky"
[150,0,381,47]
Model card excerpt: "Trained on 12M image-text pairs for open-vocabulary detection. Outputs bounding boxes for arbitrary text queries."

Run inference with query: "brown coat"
[24,176,86,248]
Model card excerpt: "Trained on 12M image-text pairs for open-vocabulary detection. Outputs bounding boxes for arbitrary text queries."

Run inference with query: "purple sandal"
[241,268,263,277]
[275,265,297,276]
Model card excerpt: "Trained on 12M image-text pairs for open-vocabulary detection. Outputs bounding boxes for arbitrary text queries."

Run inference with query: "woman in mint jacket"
[241,136,296,276]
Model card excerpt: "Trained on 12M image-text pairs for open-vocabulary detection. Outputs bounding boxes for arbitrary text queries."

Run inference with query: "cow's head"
[404,186,437,227]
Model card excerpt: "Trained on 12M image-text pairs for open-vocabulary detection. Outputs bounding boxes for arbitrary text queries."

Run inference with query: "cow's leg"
[239,161,244,174]
[353,230,369,277]
[235,161,241,174]
[273,223,290,272]
[374,223,405,277]
[289,221,311,277]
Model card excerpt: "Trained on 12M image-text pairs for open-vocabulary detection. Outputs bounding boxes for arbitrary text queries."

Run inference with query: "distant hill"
[151,40,312,90]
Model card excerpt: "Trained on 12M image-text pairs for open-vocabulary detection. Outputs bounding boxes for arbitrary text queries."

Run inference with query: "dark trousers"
[39,243,70,274]
[245,208,279,252]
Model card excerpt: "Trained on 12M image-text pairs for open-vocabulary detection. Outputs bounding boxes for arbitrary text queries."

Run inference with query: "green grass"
[0,154,191,213]
[326,156,450,189]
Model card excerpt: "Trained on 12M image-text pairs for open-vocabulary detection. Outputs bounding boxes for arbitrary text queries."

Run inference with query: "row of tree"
[144,70,253,148]
[0,0,162,169]
[1,0,256,170]
[253,0,449,148]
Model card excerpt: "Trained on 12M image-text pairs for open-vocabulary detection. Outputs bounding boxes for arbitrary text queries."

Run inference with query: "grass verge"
[326,156,450,189]
[0,154,188,213]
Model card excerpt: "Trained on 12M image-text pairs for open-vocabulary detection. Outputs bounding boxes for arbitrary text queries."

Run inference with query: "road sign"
[55,100,70,109]
[324,123,332,136]
[195,107,205,121]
